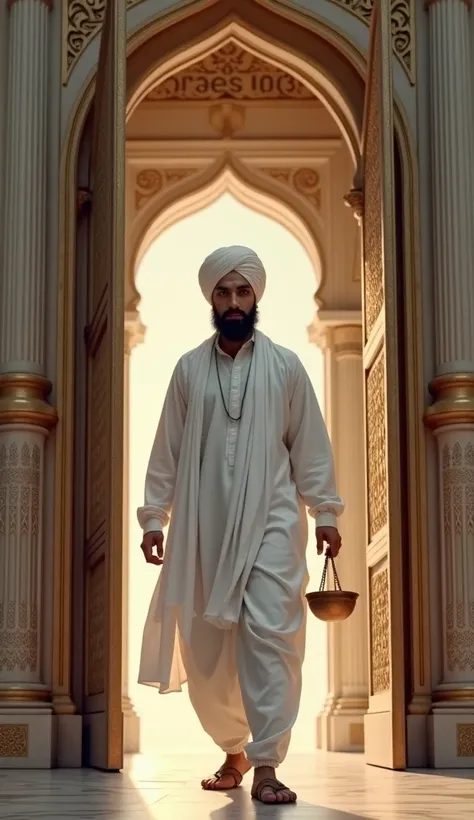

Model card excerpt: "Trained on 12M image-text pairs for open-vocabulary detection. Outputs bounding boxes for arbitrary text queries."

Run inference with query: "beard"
[212,303,259,342]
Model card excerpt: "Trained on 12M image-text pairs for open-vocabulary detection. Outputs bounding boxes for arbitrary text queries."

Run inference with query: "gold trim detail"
[424,373,474,429]
[0,374,57,430]
[433,689,474,703]
[344,188,364,224]
[0,724,28,757]
[457,724,474,757]
[62,1,416,85]
[0,689,50,703]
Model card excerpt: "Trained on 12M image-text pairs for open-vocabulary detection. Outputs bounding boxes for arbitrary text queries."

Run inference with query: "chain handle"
[319,551,343,592]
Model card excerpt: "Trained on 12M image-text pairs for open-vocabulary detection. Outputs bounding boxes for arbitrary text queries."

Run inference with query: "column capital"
[124,310,146,355]
[308,310,362,357]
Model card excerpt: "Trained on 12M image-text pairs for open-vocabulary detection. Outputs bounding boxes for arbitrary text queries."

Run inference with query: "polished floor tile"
[0,753,473,819]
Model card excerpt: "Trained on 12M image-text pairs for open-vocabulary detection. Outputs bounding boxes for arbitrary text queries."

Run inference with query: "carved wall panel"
[86,558,106,697]
[0,725,28,757]
[443,441,474,673]
[366,350,387,539]
[87,337,109,539]
[363,30,384,339]
[370,566,390,694]
[255,167,322,211]
[134,168,199,210]
[457,724,474,757]
[63,2,415,85]
[0,441,41,674]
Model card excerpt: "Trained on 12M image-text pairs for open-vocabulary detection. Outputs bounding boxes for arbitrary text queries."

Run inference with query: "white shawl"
[142,330,275,692]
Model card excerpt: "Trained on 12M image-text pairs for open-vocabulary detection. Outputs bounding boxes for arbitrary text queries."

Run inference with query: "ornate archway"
[54,0,428,771]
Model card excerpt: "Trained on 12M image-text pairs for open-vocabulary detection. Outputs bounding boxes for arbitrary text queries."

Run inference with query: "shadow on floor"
[208,790,373,820]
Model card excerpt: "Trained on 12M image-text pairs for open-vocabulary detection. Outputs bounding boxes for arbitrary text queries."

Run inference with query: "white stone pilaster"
[122,311,146,753]
[312,313,369,752]
[0,0,55,768]
[425,0,474,768]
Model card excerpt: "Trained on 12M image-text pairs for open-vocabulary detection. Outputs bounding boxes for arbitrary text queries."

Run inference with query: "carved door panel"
[361,1,406,770]
[83,0,126,771]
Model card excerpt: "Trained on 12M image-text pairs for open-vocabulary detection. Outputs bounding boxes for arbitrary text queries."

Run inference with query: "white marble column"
[312,313,369,752]
[425,0,474,768]
[122,311,146,753]
[0,0,56,768]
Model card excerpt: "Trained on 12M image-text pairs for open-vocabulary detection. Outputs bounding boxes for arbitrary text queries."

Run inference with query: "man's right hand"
[140,530,164,566]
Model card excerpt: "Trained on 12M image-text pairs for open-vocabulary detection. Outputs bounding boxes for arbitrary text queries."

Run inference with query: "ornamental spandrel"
[63,1,415,85]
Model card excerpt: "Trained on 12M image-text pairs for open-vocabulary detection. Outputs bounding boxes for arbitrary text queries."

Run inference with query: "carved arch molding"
[63,1,415,85]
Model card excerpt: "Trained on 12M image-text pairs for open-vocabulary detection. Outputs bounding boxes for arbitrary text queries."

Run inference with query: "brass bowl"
[305,590,359,622]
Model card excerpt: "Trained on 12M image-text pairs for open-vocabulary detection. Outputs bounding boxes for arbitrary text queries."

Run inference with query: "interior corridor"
[0,752,472,819]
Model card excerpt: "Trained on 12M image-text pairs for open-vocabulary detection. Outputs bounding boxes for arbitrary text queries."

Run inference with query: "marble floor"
[0,752,473,820]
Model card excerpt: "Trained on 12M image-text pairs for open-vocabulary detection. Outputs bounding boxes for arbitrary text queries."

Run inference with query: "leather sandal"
[251,777,297,804]
[201,766,247,790]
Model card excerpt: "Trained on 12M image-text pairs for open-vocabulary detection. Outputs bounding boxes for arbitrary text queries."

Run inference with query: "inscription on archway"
[145,44,314,102]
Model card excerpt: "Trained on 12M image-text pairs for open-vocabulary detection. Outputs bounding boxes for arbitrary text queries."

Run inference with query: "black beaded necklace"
[214,341,254,422]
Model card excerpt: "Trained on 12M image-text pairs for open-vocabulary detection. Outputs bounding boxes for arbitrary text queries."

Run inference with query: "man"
[138,245,343,805]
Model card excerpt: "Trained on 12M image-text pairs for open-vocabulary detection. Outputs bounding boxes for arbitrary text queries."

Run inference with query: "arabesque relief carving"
[370,567,390,694]
[63,2,415,85]
[145,43,313,102]
[457,724,474,757]
[366,351,387,539]
[86,559,106,697]
[0,725,28,758]
[443,441,474,672]
[0,442,40,673]
[255,167,322,211]
[363,30,384,339]
[134,168,199,210]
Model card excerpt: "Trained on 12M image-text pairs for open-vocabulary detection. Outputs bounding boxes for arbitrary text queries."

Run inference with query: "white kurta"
[138,332,343,764]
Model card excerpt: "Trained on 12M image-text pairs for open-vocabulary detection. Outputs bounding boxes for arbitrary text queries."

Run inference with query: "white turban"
[198,245,266,304]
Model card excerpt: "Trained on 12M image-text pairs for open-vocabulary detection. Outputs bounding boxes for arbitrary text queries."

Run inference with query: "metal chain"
[319,552,343,592]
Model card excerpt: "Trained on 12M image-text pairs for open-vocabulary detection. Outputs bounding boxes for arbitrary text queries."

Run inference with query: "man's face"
[212,271,258,341]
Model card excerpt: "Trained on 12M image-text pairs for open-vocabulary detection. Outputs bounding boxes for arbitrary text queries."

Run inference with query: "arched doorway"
[54,0,428,772]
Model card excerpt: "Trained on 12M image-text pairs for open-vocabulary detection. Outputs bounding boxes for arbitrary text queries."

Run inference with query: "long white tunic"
[138,332,343,692]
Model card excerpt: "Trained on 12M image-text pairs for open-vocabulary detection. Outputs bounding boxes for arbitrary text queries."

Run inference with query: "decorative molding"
[370,566,390,694]
[63,2,415,85]
[255,166,322,211]
[145,42,314,102]
[0,724,28,757]
[209,103,246,138]
[134,167,200,210]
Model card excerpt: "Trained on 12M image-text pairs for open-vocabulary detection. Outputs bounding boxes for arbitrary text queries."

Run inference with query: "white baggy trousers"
[179,526,308,769]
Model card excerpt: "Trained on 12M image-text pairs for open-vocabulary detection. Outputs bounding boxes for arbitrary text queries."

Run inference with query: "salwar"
[180,533,308,768]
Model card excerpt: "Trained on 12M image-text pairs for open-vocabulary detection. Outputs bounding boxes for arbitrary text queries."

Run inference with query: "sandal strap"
[254,777,287,800]
[213,766,244,787]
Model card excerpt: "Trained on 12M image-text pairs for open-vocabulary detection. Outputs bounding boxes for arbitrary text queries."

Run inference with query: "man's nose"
[230,293,239,308]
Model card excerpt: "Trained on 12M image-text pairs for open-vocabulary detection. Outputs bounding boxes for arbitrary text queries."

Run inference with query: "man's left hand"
[316,526,342,558]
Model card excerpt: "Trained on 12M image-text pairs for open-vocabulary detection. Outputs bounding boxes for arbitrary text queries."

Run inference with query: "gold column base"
[424,372,474,429]
[0,373,57,430]
[433,689,474,704]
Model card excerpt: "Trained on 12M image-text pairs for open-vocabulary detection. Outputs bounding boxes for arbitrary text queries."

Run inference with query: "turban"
[198,245,266,304]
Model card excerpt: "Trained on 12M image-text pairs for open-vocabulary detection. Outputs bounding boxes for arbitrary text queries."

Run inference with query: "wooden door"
[361,0,406,770]
[83,0,127,771]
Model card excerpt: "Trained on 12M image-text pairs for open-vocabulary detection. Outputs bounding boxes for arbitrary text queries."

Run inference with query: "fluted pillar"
[122,311,146,753]
[0,0,56,768]
[312,313,369,752]
[425,0,474,768]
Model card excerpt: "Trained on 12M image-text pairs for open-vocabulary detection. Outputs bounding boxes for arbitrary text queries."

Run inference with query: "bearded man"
[138,245,343,805]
